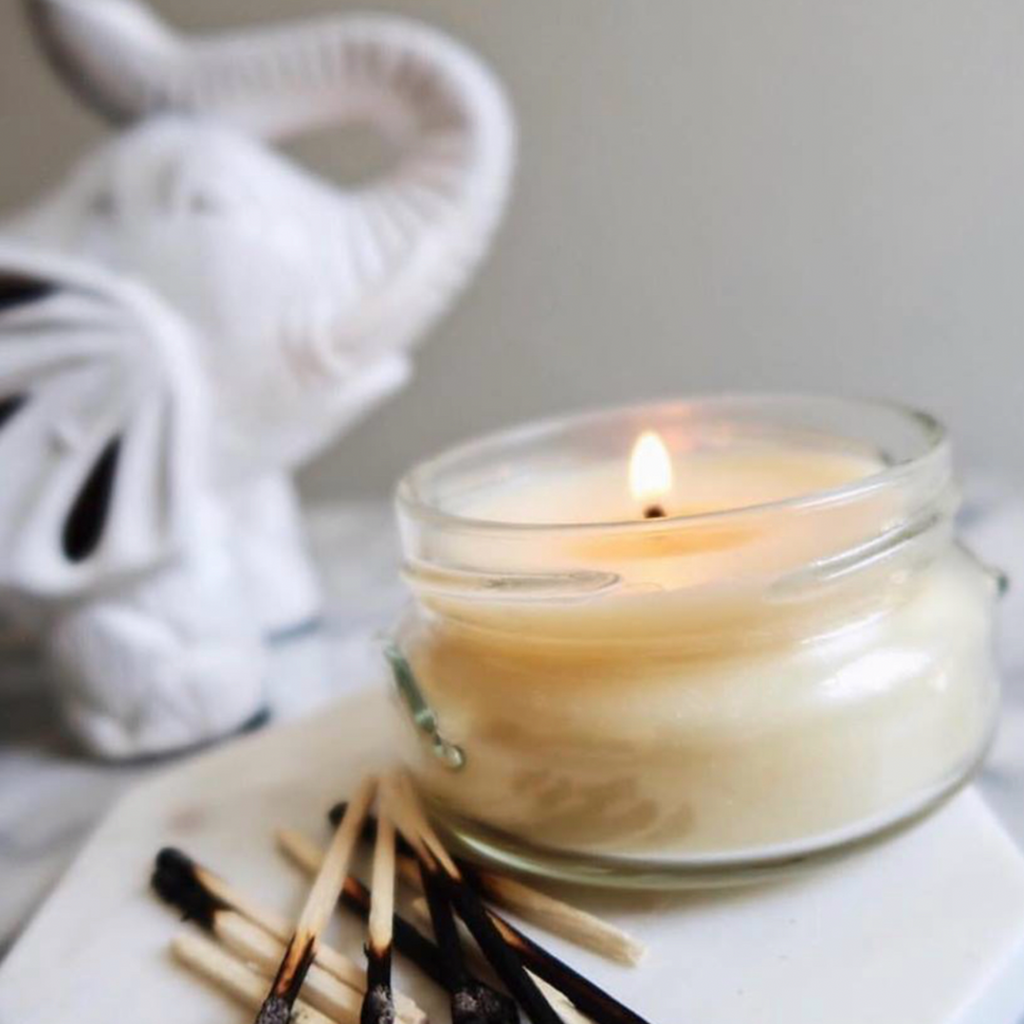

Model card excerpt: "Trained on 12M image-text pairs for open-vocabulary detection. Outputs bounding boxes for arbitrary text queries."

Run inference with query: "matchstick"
[391,775,653,1024]
[418,844,519,1024]
[217,912,361,1024]
[275,827,517,1019]
[151,847,425,1023]
[277,828,448,987]
[361,803,396,1024]
[405,898,591,1024]
[385,775,564,1024]
[279,826,645,1024]
[153,847,294,938]
[465,868,645,967]
[171,932,333,1024]
[408,880,654,1024]
[330,802,646,966]
[256,776,377,1024]
[221,910,427,1024]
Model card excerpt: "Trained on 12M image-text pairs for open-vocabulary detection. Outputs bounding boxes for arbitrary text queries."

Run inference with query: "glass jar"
[388,395,1001,888]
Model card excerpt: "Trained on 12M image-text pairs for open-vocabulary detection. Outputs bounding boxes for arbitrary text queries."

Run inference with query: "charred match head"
[151,847,227,930]
[264,778,377,1024]
[254,993,293,1024]
[419,856,520,1024]
[454,983,519,1024]
[360,984,396,1024]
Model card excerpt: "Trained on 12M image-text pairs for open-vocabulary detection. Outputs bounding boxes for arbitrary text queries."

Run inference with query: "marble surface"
[3,484,1024,965]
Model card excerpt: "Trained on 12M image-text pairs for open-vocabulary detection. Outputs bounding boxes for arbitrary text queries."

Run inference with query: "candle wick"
[643,504,667,519]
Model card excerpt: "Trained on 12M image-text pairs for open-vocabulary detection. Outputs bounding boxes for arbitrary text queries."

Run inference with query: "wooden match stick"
[329,802,646,966]
[418,843,519,1024]
[488,904,651,1024]
[405,898,590,1024]
[361,802,397,1024]
[171,932,334,1024]
[458,864,644,967]
[256,776,377,1024]
[410,888,654,1024]
[216,912,361,1024]
[222,910,428,1024]
[391,775,653,1024]
[276,829,447,987]
[385,774,564,1024]
[276,830,591,1024]
[276,827,519,1019]
[151,847,425,1023]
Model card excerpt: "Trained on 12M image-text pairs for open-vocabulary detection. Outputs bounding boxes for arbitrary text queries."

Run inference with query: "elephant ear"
[0,245,206,596]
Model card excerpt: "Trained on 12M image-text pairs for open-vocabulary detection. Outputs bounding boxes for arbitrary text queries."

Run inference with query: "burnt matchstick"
[409,871,654,1024]
[171,932,334,1024]
[295,811,652,1024]
[477,901,650,1024]
[337,865,447,989]
[330,803,646,966]
[419,850,520,1024]
[151,846,425,1024]
[385,775,564,1024]
[361,802,397,1024]
[391,776,654,1024]
[153,859,420,1024]
[223,913,388,1024]
[174,922,384,1024]
[256,776,377,1024]
[277,827,519,1023]
[406,892,590,1024]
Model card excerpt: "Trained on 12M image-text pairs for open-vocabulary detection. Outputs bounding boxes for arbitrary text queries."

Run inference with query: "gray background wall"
[3,1,1024,497]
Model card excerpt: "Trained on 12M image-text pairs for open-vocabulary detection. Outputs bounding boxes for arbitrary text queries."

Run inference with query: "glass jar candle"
[388,395,1001,887]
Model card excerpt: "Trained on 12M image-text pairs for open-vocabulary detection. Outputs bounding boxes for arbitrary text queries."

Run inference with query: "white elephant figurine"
[0,0,515,757]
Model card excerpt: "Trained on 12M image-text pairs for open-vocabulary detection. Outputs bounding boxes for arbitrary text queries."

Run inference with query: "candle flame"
[629,430,673,508]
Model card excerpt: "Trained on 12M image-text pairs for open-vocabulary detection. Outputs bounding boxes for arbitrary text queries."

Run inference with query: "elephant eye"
[62,436,121,562]
[0,394,26,433]
[0,274,52,311]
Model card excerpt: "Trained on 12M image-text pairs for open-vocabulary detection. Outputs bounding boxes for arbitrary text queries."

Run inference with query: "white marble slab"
[2,687,1024,1024]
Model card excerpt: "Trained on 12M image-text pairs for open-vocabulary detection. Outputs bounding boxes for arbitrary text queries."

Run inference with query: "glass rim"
[395,393,951,535]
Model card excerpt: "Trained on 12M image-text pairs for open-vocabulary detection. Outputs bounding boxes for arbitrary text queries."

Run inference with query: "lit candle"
[392,397,999,882]
[630,431,672,518]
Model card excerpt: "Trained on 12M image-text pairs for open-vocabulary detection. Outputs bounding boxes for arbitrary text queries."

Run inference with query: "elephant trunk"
[27,0,515,353]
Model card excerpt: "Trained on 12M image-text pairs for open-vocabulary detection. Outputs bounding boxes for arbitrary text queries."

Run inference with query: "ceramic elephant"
[0,0,515,757]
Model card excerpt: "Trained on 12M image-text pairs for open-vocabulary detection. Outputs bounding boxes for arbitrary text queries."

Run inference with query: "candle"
[391,397,999,884]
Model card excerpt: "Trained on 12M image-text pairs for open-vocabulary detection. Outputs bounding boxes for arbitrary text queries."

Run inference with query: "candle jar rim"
[396,393,950,536]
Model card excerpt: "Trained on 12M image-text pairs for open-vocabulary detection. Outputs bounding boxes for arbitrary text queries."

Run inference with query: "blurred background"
[7,1,1024,993]
[3,0,1024,495]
